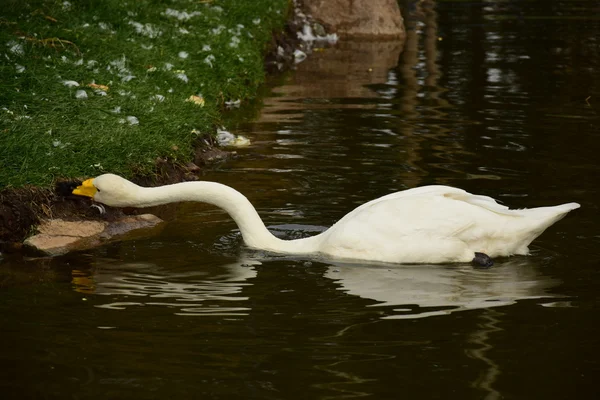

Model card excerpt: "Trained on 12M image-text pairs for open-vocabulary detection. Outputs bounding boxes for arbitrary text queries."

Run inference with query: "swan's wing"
[319,187,519,262]
[351,185,513,216]
[439,189,515,216]
[321,195,481,263]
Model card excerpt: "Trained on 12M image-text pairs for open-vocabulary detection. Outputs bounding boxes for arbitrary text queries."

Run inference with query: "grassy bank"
[0,0,288,188]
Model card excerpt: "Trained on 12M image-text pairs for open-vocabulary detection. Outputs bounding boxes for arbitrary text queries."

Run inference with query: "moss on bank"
[0,0,289,188]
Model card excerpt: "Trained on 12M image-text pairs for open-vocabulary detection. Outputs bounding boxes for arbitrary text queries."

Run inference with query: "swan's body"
[73,174,579,264]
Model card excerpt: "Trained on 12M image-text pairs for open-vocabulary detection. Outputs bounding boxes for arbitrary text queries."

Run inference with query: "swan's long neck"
[134,182,323,253]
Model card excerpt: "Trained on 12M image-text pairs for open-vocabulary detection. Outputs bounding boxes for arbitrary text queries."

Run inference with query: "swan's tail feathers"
[556,202,581,213]
[527,202,580,218]
[507,202,580,255]
[521,202,580,235]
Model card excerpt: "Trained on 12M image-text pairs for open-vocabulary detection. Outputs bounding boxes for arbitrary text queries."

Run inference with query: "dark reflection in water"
[2,0,600,399]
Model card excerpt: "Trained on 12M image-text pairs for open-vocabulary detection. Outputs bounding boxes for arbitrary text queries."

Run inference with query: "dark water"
[2,1,600,398]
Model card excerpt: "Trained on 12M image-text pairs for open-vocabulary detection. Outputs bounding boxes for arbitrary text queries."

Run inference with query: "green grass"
[0,0,289,187]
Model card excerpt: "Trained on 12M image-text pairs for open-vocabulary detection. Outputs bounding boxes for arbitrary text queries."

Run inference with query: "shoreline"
[0,0,328,250]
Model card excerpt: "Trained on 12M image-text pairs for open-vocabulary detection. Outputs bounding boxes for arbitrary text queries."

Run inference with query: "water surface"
[2,1,600,398]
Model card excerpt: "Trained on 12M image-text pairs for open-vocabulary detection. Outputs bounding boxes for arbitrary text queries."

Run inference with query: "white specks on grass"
[109,56,127,71]
[202,44,211,52]
[175,72,189,83]
[128,21,162,38]
[62,1,72,10]
[229,36,240,48]
[75,89,88,99]
[111,106,121,114]
[119,116,139,125]
[15,64,25,73]
[179,28,190,35]
[204,54,215,68]
[152,94,165,102]
[63,80,79,87]
[74,58,83,66]
[141,44,154,50]
[117,90,136,99]
[164,8,202,21]
[121,74,136,82]
[7,40,25,56]
[87,60,98,68]
[211,25,225,35]
[109,56,136,82]
[178,51,189,59]
[253,18,261,25]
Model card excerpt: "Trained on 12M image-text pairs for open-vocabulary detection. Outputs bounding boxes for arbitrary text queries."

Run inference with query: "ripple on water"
[73,259,260,317]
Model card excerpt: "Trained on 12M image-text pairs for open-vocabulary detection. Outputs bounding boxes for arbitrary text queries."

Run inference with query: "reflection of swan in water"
[324,257,560,319]
[72,259,258,316]
[466,309,504,400]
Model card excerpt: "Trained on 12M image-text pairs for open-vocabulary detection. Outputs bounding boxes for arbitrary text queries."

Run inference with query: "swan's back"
[316,186,579,264]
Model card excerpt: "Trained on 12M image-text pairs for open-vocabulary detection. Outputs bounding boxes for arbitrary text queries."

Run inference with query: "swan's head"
[72,173,142,207]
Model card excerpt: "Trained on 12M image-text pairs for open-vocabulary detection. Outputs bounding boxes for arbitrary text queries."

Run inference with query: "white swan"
[72,174,579,266]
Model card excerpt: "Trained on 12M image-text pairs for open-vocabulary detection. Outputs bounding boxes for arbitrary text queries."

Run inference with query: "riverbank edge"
[0,4,309,251]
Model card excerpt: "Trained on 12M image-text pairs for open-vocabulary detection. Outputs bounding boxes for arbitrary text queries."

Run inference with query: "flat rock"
[37,219,106,237]
[24,214,164,256]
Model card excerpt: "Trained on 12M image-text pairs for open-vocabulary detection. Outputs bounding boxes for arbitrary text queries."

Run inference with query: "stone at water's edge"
[23,214,164,256]
[303,0,405,39]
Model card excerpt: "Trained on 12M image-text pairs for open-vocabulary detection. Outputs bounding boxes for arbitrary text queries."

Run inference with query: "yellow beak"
[72,178,98,198]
